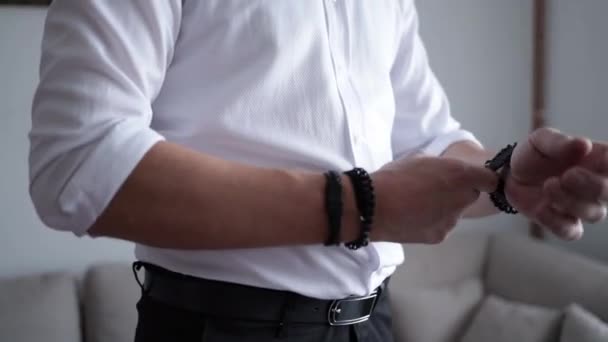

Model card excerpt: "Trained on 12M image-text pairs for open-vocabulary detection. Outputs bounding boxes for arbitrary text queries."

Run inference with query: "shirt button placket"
[324,0,363,165]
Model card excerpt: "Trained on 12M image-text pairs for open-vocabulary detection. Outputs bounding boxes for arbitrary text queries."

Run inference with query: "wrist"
[503,171,520,210]
[485,143,519,214]
[343,168,375,249]
[340,175,363,243]
[367,171,392,242]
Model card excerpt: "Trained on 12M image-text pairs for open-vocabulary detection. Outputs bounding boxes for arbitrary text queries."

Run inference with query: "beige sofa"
[1,232,607,342]
[390,232,608,342]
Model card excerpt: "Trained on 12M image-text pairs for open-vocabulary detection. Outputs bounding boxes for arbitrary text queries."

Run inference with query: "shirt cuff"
[420,129,483,157]
[50,123,164,236]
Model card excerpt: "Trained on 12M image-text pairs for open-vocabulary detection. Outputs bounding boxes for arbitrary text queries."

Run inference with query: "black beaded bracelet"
[485,143,519,214]
[324,171,343,246]
[344,168,375,250]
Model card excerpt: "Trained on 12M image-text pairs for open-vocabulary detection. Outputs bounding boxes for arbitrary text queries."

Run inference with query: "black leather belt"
[134,262,386,326]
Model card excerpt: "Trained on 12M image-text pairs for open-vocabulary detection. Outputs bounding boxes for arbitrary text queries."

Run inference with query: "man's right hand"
[371,156,499,244]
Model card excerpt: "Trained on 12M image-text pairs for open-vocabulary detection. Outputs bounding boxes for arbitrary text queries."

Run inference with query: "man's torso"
[138,0,410,299]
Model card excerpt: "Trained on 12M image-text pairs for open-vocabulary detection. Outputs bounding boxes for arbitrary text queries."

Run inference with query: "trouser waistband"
[133,261,387,326]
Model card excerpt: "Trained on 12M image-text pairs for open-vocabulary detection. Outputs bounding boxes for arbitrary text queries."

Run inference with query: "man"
[29,1,607,341]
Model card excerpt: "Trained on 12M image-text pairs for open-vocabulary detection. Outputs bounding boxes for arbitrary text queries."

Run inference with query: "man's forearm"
[89,141,360,249]
[441,141,500,218]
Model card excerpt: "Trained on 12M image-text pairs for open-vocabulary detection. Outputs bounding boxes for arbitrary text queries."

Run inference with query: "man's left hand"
[506,127,608,240]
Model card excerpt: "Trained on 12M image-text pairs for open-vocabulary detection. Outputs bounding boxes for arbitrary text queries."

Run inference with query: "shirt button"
[353,135,360,145]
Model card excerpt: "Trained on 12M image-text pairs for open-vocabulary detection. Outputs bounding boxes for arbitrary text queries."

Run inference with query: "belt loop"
[372,278,388,312]
[132,261,153,295]
[275,293,293,339]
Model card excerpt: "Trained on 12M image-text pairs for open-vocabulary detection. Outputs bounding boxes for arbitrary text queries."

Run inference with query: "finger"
[580,142,608,175]
[561,167,608,203]
[459,164,500,193]
[535,203,584,240]
[529,127,592,165]
[453,188,482,209]
[544,177,607,223]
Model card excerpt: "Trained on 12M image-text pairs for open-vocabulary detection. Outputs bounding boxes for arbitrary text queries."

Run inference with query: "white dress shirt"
[29,0,479,299]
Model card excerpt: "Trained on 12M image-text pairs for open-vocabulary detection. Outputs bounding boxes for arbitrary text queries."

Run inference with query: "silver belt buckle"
[327,292,378,326]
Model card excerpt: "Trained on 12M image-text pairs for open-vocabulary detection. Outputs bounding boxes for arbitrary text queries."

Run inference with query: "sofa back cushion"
[83,263,140,342]
[0,272,81,342]
[561,304,608,342]
[485,233,608,322]
[390,278,483,342]
[392,231,491,289]
[461,295,561,342]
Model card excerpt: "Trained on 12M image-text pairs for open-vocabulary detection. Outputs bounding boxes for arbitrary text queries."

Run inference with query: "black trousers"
[134,285,395,342]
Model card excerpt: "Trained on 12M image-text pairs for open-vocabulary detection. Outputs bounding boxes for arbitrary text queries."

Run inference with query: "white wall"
[0,7,134,279]
[417,0,533,146]
[544,0,608,261]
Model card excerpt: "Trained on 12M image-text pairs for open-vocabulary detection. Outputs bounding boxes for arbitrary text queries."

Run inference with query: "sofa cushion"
[461,295,561,342]
[485,233,608,322]
[392,231,490,288]
[561,304,608,342]
[0,272,81,342]
[83,263,141,342]
[390,278,483,342]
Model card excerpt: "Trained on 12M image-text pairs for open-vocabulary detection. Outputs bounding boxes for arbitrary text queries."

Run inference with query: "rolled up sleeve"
[29,0,181,235]
[390,1,481,159]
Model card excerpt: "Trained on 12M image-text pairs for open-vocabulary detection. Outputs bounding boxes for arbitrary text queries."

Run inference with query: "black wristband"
[485,143,518,214]
[344,168,375,250]
[324,171,343,246]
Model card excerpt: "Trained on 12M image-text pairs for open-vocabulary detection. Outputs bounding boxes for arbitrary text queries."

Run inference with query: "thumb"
[529,128,592,166]
[460,164,500,193]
